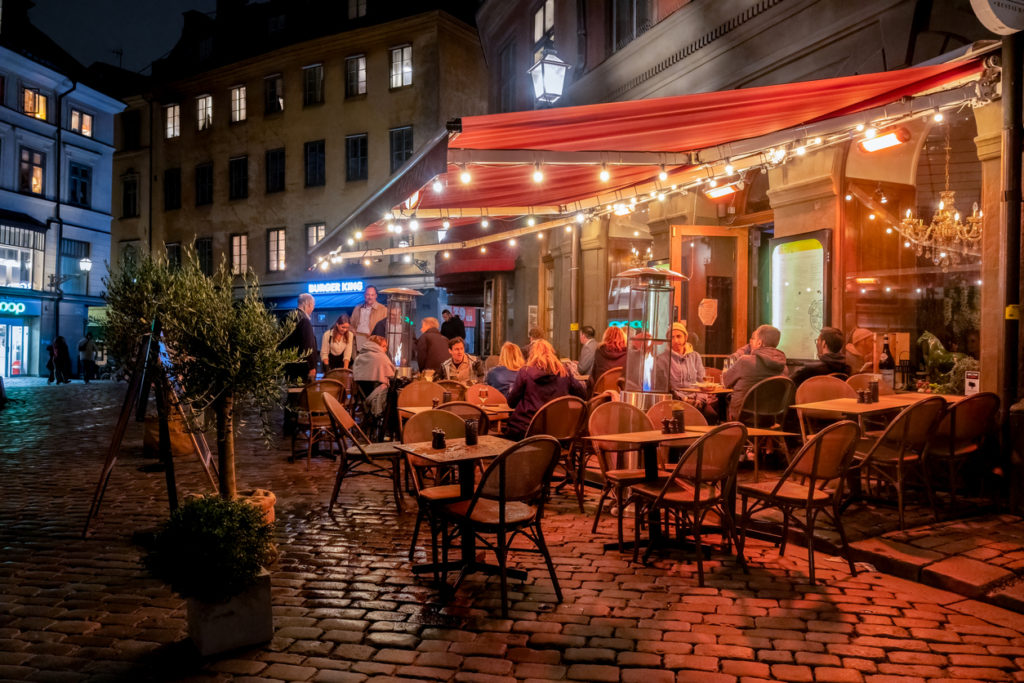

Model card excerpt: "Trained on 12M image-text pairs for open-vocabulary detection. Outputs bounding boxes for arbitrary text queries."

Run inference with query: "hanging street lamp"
[528,48,570,105]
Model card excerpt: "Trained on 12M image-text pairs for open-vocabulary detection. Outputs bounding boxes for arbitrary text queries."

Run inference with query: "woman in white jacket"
[321,314,355,370]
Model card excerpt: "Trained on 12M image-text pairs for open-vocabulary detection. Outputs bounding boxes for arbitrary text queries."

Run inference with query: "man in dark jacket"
[278,293,318,382]
[790,326,851,387]
[440,310,466,340]
[415,317,450,374]
[722,324,787,420]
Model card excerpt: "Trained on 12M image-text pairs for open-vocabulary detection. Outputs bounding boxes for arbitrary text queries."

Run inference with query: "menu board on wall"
[769,229,831,361]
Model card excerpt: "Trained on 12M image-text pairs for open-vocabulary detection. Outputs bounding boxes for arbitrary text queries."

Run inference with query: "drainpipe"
[147,96,155,253]
[1001,35,1022,421]
[52,80,78,343]
[570,219,581,359]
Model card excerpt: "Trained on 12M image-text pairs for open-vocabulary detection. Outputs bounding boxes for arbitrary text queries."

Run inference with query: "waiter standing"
[279,293,318,382]
[351,285,387,352]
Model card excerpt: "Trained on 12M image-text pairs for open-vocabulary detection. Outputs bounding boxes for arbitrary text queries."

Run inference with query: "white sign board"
[697,298,718,327]
[972,0,1024,34]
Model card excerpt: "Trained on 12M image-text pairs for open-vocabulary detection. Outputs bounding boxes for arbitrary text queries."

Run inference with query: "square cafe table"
[394,435,520,581]
[791,392,966,417]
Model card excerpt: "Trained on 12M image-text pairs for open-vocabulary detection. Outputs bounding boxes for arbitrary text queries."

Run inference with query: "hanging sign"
[971,0,1024,34]
[698,298,718,327]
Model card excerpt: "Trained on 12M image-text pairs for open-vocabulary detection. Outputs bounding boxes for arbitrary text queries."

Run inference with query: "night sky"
[29,0,217,73]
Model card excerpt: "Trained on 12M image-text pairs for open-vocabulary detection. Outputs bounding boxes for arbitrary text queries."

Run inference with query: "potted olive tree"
[145,495,276,655]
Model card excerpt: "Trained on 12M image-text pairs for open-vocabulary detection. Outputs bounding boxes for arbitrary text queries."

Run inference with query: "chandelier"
[628,244,652,269]
[897,126,982,271]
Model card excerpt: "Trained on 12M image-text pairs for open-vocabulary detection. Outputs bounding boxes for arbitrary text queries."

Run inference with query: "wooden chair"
[573,391,617,501]
[483,355,501,371]
[324,368,356,408]
[738,420,861,585]
[736,376,795,480]
[323,393,404,514]
[851,396,946,529]
[468,383,506,405]
[526,395,588,511]
[923,392,1000,519]
[847,374,894,395]
[440,435,563,617]
[587,401,658,550]
[627,423,748,585]
[647,400,707,466]
[437,401,490,436]
[794,375,857,441]
[292,379,345,469]
[591,367,624,396]
[402,410,467,568]
[436,380,467,401]
[398,381,446,408]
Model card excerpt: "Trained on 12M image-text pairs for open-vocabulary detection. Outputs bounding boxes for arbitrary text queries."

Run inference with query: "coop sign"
[609,319,644,330]
[307,280,364,295]
[0,300,28,314]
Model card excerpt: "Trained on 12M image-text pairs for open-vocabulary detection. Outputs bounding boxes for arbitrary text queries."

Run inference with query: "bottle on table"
[878,334,896,389]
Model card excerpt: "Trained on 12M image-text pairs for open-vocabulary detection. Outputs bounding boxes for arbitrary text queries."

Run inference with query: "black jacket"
[790,351,851,387]
[415,328,450,373]
[279,310,318,373]
[440,315,466,340]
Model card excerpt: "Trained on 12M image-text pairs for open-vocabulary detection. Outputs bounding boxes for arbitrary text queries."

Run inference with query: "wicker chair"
[526,395,588,511]
[398,381,446,408]
[437,401,490,436]
[794,375,857,441]
[847,374,894,395]
[736,375,795,480]
[591,367,624,396]
[292,379,345,469]
[646,399,707,466]
[436,380,467,401]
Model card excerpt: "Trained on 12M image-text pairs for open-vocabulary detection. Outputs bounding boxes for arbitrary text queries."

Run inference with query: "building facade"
[110,1,488,344]
[0,6,125,378]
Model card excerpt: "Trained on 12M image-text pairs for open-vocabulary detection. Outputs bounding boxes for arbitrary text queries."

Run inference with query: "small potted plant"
[145,495,276,656]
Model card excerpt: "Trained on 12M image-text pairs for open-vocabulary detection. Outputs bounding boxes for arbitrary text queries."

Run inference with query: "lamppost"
[48,257,92,340]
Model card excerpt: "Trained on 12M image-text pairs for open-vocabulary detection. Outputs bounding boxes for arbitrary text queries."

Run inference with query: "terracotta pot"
[239,489,277,525]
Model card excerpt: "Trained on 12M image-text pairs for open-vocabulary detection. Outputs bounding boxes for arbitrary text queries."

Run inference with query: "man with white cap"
[845,327,875,374]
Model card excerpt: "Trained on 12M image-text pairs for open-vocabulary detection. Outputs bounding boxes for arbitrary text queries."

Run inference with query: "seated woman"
[587,325,628,395]
[351,334,395,400]
[506,340,586,441]
[485,342,525,398]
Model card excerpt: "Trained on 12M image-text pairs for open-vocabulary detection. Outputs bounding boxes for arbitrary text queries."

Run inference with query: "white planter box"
[187,569,273,656]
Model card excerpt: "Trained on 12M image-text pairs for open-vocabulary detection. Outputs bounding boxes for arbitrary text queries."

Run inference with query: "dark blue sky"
[30,0,216,73]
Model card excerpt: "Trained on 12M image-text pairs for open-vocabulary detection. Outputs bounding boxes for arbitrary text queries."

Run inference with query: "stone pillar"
[491,272,508,357]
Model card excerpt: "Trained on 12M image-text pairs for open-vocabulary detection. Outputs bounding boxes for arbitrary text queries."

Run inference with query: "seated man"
[722,324,787,420]
[415,317,449,374]
[440,336,484,383]
[790,326,851,386]
[845,327,875,374]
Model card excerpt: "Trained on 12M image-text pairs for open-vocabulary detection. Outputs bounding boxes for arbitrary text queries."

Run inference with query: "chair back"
[592,367,624,395]
[300,379,345,413]
[847,374,894,395]
[324,368,353,384]
[790,420,861,482]
[484,355,501,371]
[932,392,1000,452]
[527,395,587,441]
[828,372,849,381]
[469,383,506,405]
[398,381,446,407]
[739,375,795,426]
[402,409,467,444]
[704,367,723,383]
[436,380,467,401]
[664,422,747,500]
[475,435,561,505]
[646,400,708,428]
[795,375,857,439]
[323,392,372,448]
[437,401,490,435]
[588,401,653,472]
[871,396,946,457]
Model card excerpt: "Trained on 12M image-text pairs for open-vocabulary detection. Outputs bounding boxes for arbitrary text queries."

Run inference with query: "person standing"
[77,331,98,383]
[415,317,449,374]
[722,324,787,420]
[320,314,355,370]
[577,325,598,376]
[351,285,387,351]
[279,293,318,382]
[51,336,72,384]
[440,309,466,340]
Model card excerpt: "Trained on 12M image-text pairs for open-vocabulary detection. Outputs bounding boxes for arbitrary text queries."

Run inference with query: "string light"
[480,246,487,253]
[363,258,371,266]
[354,231,363,240]
[409,219,419,231]
[459,166,471,184]
[508,238,517,246]
[565,225,572,232]
[933,109,944,122]
[575,212,585,223]
[536,232,544,239]
[599,163,610,182]
[403,254,412,263]
[658,165,668,181]
[724,162,734,175]
[532,163,544,183]
[442,219,450,229]
[481,219,490,228]
[346,238,354,246]
[527,217,536,226]
[443,251,450,258]
[432,180,443,193]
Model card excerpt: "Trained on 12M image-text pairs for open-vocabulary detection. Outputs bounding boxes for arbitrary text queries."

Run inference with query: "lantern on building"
[379,287,421,378]
[528,48,570,104]
[617,266,688,411]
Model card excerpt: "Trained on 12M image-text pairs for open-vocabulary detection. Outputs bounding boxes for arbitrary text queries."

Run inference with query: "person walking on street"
[440,309,466,340]
[52,336,72,384]
[78,331,98,383]
[351,286,387,351]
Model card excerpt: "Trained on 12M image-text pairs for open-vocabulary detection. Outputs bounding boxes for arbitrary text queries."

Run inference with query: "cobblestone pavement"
[2,378,1024,682]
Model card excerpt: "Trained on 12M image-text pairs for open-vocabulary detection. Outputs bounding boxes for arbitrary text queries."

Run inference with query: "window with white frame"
[21,87,48,120]
[164,104,180,138]
[18,147,44,195]
[532,0,555,62]
[303,64,324,106]
[69,163,92,207]
[389,126,413,173]
[196,94,213,130]
[230,85,246,122]
[267,228,286,272]
[70,109,93,137]
[231,233,248,274]
[306,222,326,249]
[345,55,366,97]
[348,0,366,19]
[389,45,412,89]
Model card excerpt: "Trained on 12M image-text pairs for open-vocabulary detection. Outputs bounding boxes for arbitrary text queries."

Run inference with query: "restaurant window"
[610,0,652,53]
[121,174,139,218]
[304,140,325,187]
[265,147,285,193]
[60,238,90,296]
[303,64,324,106]
[21,87,47,121]
[164,167,181,211]
[348,0,366,19]
[18,147,44,196]
[195,237,213,275]
[264,74,284,114]
[498,42,517,113]
[346,55,366,97]
[196,94,213,130]
[69,163,92,207]
[842,114,982,388]
[0,224,44,290]
[389,45,412,89]
[166,242,182,270]
[231,233,248,274]
[532,0,554,63]
[267,228,286,272]
[230,85,247,122]
[228,156,248,200]
[346,133,368,181]
[164,103,180,139]
[389,126,412,173]
[195,162,214,206]
[306,222,326,249]
[70,109,93,137]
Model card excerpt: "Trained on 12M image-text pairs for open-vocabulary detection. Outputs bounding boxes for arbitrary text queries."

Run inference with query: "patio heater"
[379,287,421,379]
[618,266,688,412]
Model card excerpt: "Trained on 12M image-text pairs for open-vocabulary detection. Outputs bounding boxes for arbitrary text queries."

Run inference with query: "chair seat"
[631,479,720,504]
[347,442,401,458]
[307,414,332,428]
[738,479,831,504]
[446,498,537,525]
[605,468,650,484]
[419,484,463,502]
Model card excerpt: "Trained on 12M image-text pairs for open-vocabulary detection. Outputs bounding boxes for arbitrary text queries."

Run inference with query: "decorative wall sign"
[971,0,1024,34]
[697,298,718,327]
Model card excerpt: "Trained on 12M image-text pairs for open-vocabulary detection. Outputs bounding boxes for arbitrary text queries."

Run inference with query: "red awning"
[434,223,517,278]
